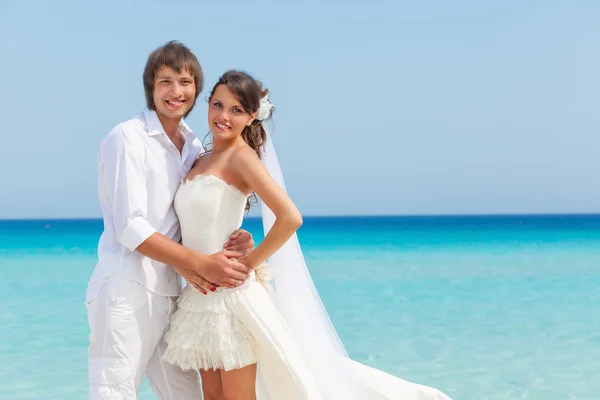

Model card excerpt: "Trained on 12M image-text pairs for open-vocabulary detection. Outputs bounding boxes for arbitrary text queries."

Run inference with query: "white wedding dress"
[163,173,452,400]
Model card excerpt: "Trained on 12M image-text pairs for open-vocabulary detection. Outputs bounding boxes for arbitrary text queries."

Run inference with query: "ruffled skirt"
[162,270,324,399]
[162,276,259,371]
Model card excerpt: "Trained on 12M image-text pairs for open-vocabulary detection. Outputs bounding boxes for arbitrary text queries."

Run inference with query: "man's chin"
[177,107,193,118]
[158,108,190,120]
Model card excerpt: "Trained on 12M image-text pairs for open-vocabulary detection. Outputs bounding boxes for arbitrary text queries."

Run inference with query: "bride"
[162,69,452,400]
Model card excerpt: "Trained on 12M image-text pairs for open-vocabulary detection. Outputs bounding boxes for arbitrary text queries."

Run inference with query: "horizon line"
[1,212,600,222]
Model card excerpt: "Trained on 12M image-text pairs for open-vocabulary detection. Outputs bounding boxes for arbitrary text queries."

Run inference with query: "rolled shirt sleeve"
[99,127,157,251]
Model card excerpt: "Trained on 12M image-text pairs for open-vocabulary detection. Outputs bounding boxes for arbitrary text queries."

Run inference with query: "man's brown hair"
[142,41,203,118]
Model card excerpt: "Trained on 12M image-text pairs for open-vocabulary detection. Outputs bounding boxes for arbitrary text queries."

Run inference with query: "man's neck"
[156,113,182,140]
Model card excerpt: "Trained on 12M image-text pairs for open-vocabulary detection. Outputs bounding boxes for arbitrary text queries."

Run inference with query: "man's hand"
[135,233,251,293]
[224,229,254,257]
[236,255,256,271]
[174,250,251,293]
[202,250,252,288]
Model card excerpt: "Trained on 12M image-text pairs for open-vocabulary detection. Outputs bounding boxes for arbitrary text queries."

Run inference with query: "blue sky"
[0,0,598,218]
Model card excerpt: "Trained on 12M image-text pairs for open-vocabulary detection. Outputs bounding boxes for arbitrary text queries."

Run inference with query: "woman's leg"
[200,369,225,400]
[220,364,257,400]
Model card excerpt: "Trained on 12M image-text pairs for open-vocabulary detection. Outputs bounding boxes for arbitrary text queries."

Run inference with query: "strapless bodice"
[174,174,248,255]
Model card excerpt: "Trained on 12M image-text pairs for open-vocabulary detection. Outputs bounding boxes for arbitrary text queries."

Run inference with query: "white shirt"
[89,109,203,296]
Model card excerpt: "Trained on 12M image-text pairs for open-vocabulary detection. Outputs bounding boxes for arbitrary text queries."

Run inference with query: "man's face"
[152,65,196,121]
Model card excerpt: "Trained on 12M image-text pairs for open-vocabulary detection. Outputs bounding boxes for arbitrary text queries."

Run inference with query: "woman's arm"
[230,146,302,269]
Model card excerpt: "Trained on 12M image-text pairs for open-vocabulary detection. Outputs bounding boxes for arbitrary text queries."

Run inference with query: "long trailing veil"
[259,125,453,400]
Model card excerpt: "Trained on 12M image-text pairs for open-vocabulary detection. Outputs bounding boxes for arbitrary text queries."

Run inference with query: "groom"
[85,41,254,399]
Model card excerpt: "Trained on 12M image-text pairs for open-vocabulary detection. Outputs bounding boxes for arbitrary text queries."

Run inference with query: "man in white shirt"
[86,41,254,399]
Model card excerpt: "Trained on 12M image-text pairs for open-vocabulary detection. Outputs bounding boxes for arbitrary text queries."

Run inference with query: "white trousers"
[86,277,200,399]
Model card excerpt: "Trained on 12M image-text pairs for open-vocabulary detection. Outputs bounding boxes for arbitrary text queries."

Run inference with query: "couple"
[86,40,452,400]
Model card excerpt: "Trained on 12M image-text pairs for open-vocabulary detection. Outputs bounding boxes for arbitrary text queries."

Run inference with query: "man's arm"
[99,129,250,290]
[137,233,245,291]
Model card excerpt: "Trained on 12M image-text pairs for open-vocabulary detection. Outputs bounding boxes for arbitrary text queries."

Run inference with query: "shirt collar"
[143,108,194,138]
[179,118,195,139]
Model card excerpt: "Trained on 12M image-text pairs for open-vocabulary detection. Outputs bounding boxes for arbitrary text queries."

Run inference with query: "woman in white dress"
[162,70,452,400]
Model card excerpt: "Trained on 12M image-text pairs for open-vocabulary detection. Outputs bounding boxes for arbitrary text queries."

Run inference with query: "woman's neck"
[212,136,245,154]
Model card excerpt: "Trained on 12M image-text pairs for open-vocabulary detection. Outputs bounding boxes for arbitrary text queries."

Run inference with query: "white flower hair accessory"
[256,95,273,121]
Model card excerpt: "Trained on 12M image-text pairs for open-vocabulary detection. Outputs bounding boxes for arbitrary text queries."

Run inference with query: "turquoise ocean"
[1,214,600,400]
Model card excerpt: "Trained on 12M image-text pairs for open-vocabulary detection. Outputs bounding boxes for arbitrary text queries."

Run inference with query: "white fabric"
[86,277,200,399]
[259,132,453,400]
[162,174,324,398]
[163,276,259,372]
[162,174,257,371]
[256,95,273,121]
[91,109,203,296]
[164,172,451,399]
